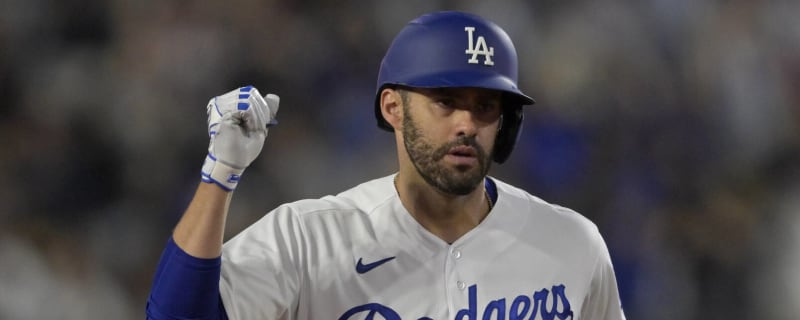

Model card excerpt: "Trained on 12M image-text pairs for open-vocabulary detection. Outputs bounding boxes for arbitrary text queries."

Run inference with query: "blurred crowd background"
[1,0,798,319]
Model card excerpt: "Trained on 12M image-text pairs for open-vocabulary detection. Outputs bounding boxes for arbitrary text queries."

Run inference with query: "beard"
[402,107,493,195]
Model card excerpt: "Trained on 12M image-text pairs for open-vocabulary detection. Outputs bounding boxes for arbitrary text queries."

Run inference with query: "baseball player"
[146,11,625,320]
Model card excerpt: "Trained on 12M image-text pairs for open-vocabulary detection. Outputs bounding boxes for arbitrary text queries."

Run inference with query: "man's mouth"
[448,145,478,158]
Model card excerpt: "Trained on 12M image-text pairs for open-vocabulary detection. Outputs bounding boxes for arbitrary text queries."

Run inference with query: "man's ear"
[380,88,404,130]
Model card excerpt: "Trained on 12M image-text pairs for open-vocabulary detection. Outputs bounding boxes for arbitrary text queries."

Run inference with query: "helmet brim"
[390,69,535,105]
[374,70,535,131]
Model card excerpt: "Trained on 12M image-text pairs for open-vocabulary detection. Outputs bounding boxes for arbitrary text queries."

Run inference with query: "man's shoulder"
[493,177,602,242]
[278,174,396,217]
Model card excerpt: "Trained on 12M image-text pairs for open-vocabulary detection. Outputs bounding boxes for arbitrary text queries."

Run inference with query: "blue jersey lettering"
[339,284,574,320]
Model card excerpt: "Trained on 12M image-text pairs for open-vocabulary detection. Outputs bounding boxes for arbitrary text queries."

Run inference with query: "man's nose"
[452,108,479,137]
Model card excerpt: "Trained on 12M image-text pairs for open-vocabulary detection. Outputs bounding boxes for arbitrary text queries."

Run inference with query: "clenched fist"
[201,86,280,191]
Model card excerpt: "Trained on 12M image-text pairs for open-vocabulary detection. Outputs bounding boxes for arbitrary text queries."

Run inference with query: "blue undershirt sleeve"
[146,237,229,320]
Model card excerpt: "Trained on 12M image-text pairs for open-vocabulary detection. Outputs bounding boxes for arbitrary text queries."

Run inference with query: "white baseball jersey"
[220,174,625,320]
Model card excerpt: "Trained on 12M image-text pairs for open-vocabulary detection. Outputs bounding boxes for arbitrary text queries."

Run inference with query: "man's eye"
[477,102,500,113]
[436,99,455,108]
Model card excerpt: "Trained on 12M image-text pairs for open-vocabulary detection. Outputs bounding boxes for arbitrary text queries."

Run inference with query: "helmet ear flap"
[493,105,523,164]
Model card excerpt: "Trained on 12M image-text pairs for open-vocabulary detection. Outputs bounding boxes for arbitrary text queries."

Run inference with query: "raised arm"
[175,86,279,257]
[146,86,280,320]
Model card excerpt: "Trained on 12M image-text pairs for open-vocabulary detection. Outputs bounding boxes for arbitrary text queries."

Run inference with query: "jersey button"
[452,249,462,259]
[457,281,466,290]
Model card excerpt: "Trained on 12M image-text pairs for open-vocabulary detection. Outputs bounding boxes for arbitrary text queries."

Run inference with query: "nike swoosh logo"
[356,256,396,274]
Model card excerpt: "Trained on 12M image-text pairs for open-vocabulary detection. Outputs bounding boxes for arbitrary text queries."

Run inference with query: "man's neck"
[394,174,492,244]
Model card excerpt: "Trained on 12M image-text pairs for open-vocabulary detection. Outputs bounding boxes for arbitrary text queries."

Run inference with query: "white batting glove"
[201,86,280,191]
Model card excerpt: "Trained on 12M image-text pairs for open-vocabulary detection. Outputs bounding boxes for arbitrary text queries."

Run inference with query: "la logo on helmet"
[464,27,494,66]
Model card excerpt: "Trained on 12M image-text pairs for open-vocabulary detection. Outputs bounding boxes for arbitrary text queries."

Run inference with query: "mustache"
[432,136,487,160]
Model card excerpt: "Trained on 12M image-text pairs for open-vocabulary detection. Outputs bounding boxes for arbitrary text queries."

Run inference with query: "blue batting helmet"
[374,11,535,163]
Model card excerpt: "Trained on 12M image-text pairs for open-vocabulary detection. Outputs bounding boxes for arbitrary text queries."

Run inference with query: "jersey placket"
[444,244,469,317]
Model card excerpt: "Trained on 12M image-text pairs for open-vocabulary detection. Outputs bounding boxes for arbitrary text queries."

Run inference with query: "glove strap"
[201,154,244,191]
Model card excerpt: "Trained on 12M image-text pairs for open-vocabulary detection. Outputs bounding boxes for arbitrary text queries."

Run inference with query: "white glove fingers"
[236,86,272,131]
[216,93,238,113]
[212,86,253,114]
[235,86,255,112]
[248,94,269,130]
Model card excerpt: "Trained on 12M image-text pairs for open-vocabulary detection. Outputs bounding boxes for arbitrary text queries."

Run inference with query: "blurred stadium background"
[1,0,798,319]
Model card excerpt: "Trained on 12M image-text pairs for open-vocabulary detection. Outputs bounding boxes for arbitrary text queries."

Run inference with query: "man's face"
[400,87,503,195]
